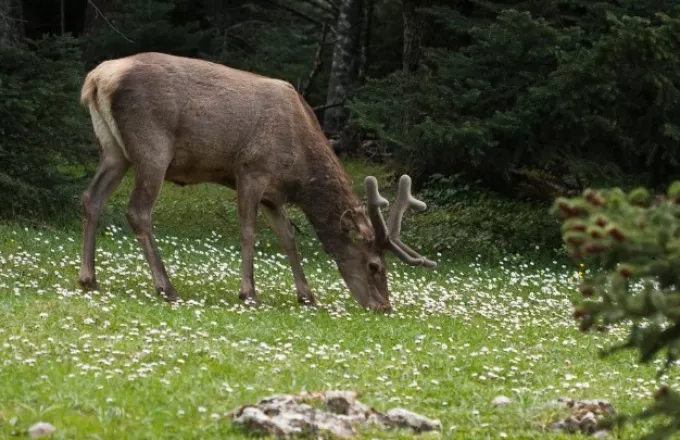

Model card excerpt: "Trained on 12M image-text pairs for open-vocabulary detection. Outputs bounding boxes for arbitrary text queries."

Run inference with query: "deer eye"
[368,261,381,274]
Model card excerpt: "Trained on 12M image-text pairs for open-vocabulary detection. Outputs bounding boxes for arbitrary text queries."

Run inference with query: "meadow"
[0,162,671,439]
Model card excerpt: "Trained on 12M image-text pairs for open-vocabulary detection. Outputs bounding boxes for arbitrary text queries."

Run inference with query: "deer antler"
[364,175,437,268]
[364,176,389,245]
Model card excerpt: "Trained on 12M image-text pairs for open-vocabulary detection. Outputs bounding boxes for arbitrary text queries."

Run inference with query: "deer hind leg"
[78,153,128,291]
[261,203,317,306]
[126,162,178,302]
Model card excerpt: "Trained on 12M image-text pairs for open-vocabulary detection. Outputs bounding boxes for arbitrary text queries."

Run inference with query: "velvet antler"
[364,175,437,268]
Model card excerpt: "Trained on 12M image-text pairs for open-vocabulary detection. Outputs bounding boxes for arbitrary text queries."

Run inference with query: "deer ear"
[340,210,356,233]
[340,210,374,242]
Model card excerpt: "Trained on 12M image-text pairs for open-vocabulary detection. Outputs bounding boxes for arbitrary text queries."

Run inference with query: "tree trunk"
[60,0,65,35]
[358,0,374,83]
[323,0,363,140]
[0,0,20,47]
[402,0,433,74]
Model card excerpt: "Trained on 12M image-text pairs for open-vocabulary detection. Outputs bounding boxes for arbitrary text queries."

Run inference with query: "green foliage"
[527,11,680,187]
[553,182,680,439]
[82,0,325,100]
[403,174,562,260]
[351,3,680,193]
[82,0,212,67]
[350,9,583,180]
[0,35,92,220]
[8,0,680,226]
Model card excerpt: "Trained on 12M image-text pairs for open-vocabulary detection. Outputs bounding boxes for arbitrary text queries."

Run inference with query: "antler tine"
[364,176,389,244]
[386,175,427,240]
[385,175,437,268]
[387,238,437,268]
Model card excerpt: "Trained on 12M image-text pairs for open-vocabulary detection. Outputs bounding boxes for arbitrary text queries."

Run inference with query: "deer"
[77,52,436,312]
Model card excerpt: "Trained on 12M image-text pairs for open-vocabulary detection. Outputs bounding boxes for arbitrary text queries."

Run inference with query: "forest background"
[3,0,680,258]
[5,1,680,438]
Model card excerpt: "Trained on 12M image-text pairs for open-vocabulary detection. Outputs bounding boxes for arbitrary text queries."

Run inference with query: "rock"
[491,395,512,407]
[232,403,356,439]
[383,408,442,433]
[541,397,616,437]
[579,411,598,434]
[324,390,359,416]
[28,422,56,439]
[563,416,581,433]
[229,390,441,438]
[232,406,286,437]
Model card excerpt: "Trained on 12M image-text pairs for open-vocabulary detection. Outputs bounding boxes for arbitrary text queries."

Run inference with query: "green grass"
[0,160,673,439]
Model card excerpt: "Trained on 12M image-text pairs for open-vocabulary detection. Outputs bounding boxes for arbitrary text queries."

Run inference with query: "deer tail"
[80,65,130,160]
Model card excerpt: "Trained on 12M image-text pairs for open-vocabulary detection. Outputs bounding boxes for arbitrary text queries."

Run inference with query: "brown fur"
[78,52,393,311]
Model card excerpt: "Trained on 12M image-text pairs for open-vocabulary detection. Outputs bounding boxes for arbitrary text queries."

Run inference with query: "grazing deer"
[77,52,436,312]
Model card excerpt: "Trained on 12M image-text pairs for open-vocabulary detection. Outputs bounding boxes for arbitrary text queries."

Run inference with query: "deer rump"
[77,52,435,312]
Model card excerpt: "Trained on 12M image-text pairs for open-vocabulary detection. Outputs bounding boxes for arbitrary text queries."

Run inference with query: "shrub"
[81,0,211,68]
[553,182,680,438]
[350,6,680,193]
[0,35,92,221]
[402,174,562,261]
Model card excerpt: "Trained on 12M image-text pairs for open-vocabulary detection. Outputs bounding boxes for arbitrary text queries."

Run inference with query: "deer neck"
[296,163,361,260]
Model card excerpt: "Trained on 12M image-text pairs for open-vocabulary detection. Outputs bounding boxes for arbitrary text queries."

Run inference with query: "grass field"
[0,162,672,439]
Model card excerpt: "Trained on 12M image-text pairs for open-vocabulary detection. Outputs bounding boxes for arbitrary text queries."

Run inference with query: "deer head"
[331,175,436,312]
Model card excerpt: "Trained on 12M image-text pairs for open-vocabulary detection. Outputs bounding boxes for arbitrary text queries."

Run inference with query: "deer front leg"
[78,156,128,291]
[236,178,266,304]
[126,165,178,302]
[262,203,317,306]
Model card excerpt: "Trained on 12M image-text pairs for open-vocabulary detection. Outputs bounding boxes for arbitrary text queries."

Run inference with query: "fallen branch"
[313,100,345,112]
[509,168,577,201]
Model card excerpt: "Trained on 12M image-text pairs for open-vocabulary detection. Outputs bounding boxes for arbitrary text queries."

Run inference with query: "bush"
[402,174,562,261]
[553,182,680,438]
[349,9,583,183]
[0,35,92,221]
[81,0,211,68]
[350,6,680,193]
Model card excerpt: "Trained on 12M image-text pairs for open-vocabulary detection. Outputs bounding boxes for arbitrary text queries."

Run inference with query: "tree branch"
[259,0,324,26]
[86,0,133,43]
[0,11,26,23]
[300,20,329,99]
[295,0,338,15]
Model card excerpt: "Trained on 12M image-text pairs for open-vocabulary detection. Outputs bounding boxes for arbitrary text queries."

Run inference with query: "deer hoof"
[297,294,318,307]
[78,276,99,291]
[238,289,259,306]
[156,287,179,303]
[370,304,393,314]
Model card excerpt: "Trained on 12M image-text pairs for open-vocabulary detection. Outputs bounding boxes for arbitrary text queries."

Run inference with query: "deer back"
[84,52,323,189]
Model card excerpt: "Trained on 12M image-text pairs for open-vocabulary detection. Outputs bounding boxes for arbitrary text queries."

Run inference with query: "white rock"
[492,395,512,406]
[384,408,442,432]
[28,422,56,439]
[230,390,441,438]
